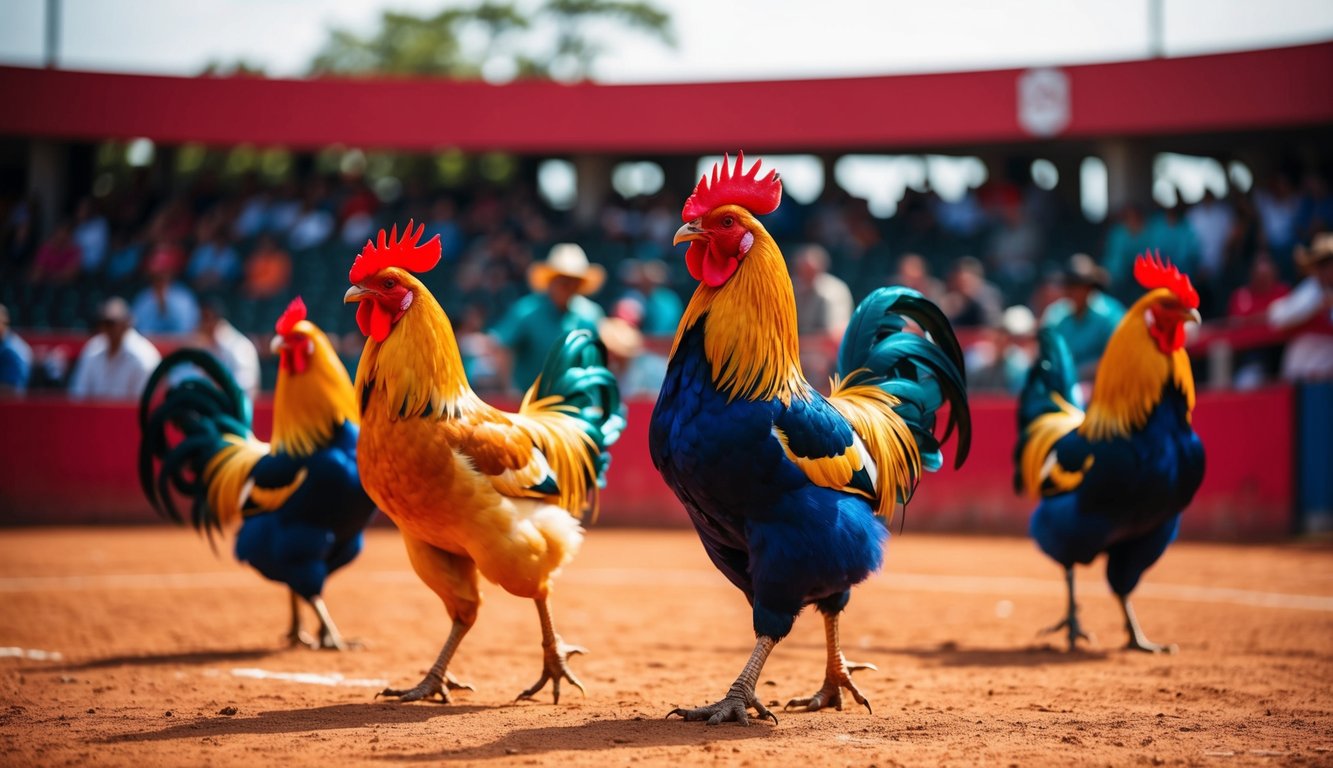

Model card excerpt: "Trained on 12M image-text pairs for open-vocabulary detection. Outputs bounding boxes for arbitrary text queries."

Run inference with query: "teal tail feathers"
[1013,328,1081,492]
[533,329,626,488]
[138,349,254,533]
[837,286,971,472]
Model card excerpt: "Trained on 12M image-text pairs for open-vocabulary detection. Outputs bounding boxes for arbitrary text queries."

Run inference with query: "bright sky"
[0,0,1331,82]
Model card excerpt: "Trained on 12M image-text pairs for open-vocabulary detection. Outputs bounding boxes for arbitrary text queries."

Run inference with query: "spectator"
[1145,204,1201,279]
[424,197,466,263]
[599,304,668,398]
[186,220,241,291]
[242,234,293,300]
[1268,233,1333,381]
[1041,254,1126,381]
[1228,253,1290,325]
[620,259,684,337]
[1103,204,1154,300]
[966,305,1037,395]
[1228,254,1289,388]
[0,303,32,396]
[72,198,110,274]
[132,268,200,335]
[68,297,161,400]
[891,253,946,304]
[941,256,1004,328]
[30,220,82,285]
[455,304,503,393]
[491,243,605,392]
[196,300,260,397]
[1188,190,1235,288]
[288,199,335,250]
[793,244,853,336]
[1254,172,1305,265]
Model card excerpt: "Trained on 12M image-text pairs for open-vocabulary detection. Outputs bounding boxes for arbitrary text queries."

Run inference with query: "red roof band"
[0,42,1329,152]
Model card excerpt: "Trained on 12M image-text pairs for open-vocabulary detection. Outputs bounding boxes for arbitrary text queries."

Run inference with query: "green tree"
[307,1,672,81]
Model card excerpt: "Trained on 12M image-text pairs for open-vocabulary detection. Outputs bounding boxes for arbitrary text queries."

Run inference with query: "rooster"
[1015,253,1205,653]
[139,297,374,649]
[343,222,623,704]
[650,153,971,725]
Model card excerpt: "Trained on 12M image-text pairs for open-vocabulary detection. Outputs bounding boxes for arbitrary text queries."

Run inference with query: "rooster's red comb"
[1133,251,1199,309]
[275,296,307,335]
[682,152,782,223]
[348,220,442,284]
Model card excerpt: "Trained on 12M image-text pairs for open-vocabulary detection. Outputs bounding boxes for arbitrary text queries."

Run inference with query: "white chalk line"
[0,567,1329,613]
[228,668,387,688]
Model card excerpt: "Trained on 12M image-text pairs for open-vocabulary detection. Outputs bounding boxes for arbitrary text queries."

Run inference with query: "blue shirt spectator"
[0,304,32,395]
[132,274,200,334]
[491,244,606,392]
[1041,254,1126,380]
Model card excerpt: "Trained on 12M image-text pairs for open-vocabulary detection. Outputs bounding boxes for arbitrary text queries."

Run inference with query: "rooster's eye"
[383,279,396,289]
[721,216,735,228]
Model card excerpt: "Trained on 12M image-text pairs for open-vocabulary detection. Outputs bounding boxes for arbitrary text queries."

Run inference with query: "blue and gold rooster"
[139,298,375,650]
[1016,254,1206,653]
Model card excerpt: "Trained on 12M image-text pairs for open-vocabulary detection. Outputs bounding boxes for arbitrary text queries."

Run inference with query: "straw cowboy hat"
[1295,232,1333,272]
[528,243,606,295]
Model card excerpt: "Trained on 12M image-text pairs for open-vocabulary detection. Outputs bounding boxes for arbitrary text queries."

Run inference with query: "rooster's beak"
[344,285,371,303]
[1185,308,1202,325]
[673,219,704,246]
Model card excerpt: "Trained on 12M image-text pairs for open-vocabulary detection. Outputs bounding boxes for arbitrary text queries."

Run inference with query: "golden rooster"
[343,223,623,703]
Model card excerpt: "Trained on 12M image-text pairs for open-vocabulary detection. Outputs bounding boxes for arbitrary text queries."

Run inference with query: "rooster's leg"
[786,611,875,713]
[516,597,586,704]
[285,591,317,648]
[1120,595,1177,654]
[1041,566,1091,651]
[668,636,779,726]
[308,595,361,651]
[378,620,475,702]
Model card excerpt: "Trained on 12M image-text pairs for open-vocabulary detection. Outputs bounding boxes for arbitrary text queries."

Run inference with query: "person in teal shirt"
[491,243,606,393]
[1041,254,1126,381]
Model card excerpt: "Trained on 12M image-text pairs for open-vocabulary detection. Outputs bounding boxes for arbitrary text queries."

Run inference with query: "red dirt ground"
[1,527,1330,767]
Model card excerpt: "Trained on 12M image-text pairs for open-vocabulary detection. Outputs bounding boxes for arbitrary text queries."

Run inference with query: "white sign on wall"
[1017,67,1071,138]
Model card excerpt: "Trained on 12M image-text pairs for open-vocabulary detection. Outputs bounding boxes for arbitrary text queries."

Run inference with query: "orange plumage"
[344,223,623,704]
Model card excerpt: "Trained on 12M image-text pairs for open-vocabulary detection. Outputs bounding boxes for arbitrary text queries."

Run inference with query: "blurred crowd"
[1,160,1331,401]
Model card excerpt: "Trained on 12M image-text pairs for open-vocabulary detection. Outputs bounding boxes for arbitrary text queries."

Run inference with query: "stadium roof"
[0,42,1329,153]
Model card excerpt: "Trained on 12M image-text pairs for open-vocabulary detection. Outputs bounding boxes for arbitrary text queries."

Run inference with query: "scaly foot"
[1126,636,1177,654]
[516,640,586,704]
[786,657,876,713]
[378,671,474,703]
[1041,615,1092,651]
[669,689,777,726]
[286,629,318,649]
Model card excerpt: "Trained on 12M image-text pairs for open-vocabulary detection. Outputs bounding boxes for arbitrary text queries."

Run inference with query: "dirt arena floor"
[1,527,1330,767]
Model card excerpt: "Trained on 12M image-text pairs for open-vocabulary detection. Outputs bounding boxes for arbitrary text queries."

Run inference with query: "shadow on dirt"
[375,715,777,761]
[884,642,1113,667]
[100,701,488,742]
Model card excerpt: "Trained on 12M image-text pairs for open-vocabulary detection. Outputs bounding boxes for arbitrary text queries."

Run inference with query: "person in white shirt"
[68,298,162,401]
[1269,233,1333,381]
[196,300,261,398]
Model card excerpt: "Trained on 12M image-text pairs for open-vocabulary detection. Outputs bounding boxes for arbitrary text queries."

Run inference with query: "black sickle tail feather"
[1013,328,1081,493]
[837,286,972,472]
[138,349,254,536]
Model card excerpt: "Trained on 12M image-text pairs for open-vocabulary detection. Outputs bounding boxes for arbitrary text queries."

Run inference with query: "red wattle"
[356,301,374,338]
[369,304,393,342]
[685,241,705,281]
[701,245,738,287]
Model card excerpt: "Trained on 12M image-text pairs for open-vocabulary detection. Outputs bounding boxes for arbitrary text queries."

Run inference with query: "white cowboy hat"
[528,243,606,295]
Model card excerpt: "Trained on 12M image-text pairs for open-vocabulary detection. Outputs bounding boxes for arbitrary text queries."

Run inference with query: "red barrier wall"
[0,388,1294,539]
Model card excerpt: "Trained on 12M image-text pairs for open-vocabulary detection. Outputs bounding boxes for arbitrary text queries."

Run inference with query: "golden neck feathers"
[672,225,809,405]
[271,324,360,457]
[1081,294,1195,441]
